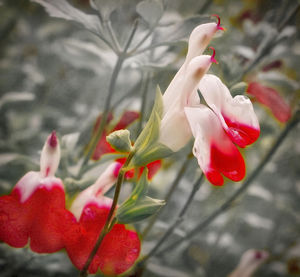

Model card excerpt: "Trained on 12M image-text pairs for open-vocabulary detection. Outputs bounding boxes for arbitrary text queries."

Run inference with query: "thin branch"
[157,111,300,255]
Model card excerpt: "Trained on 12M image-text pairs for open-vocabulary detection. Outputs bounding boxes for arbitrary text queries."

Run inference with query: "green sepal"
[131,142,173,167]
[116,169,165,224]
[230,82,248,96]
[106,129,132,153]
[134,86,163,151]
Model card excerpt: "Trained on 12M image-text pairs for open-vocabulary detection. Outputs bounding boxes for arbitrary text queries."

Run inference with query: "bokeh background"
[0,0,299,276]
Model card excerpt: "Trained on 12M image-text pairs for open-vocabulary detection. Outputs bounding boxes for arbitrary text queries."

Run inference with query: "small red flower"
[247,82,292,123]
[0,131,71,253]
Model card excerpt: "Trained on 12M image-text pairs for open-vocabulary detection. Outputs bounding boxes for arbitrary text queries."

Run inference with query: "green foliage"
[106,129,132,153]
[116,169,165,224]
[136,0,164,27]
[230,82,248,96]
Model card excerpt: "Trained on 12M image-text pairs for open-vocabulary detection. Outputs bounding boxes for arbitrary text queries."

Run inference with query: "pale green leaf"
[136,0,164,26]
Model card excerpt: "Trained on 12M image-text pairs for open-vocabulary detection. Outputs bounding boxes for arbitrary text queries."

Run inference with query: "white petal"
[70,162,117,220]
[40,131,61,177]
[159,56,212,151]
[14,171,63,203]
[198,74,260,147]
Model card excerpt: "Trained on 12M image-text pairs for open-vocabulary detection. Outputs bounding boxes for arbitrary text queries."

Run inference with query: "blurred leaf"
[230,82,248,96]
[90,0,122,20]
[31,0,102,34]
[153,15,210,46]
[234,46,255,60]
[0,92,35,110]
[136,0,164,27]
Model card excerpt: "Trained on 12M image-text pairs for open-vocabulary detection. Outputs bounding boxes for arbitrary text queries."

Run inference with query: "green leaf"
[132,143,173,167]
[230,82,248,96]
[134,86,163,150]
[117,196,165,224]
[136,0,164,27]
[31,0,102,34]
[106,129,132,153]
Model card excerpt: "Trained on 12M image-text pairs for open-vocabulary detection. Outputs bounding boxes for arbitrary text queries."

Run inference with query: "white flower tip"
[187,55,212,80]
[40,131,61,177]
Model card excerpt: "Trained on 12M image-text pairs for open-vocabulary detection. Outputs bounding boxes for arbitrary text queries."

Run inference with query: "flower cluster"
[159,15,260,186]
[0,132,141,276]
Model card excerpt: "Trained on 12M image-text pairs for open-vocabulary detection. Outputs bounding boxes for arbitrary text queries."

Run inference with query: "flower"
[185,105,245,186]
[157,17,260,186]
[64,163,140,275]
[0,131,72,253]
[247,82,291,123]
[159,16,224,152]
[198,74,260,148]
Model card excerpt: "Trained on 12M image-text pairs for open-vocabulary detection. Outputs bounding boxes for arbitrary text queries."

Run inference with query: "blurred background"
[0,0,299,276]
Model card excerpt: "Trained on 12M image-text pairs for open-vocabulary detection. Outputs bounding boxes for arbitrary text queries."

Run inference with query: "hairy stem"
[79,151,135,277]
[157,111,300,255]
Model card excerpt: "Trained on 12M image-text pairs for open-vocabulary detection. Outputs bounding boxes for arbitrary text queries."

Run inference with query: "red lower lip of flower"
[63,203,141,275]
[223,115,260,148]
[0,185,67,253]
[205,142,245,186]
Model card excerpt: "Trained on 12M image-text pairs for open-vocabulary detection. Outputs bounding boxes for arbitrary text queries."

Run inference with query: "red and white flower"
[0,131,72,253]
[64,162,141,275]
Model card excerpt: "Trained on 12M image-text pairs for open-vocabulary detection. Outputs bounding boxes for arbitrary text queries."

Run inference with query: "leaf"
[117,169,165,224]
[31,0,102,34]
[132,143,173,167]
[117,196,165,224]
[0,92,35,109]
[230,82,248,96]
[134,86,163,150]
[136,0,163,27]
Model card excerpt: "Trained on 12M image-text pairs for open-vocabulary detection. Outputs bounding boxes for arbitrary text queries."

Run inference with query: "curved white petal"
[159,55,212,152]
[40,131,61,177]
[198,74,260,147]
[162,21,220,111]
[70,162,118,220]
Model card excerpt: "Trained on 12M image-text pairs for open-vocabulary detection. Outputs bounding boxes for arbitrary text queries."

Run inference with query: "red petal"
[209,141,246,184]
[0,194,29,247]
[113,111,140,131]
[223,115,260,148]
[146,160,162,180]
[27,185,67,253]
[247,82,291,123]
[97,224,140,275]
[64,203,140,275]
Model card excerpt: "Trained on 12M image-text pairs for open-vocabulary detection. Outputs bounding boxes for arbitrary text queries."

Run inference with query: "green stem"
[140,174,204,264]
[141,153,193,238]
[157,111,300,256]
[79,151,135,277]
